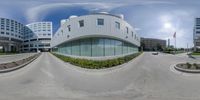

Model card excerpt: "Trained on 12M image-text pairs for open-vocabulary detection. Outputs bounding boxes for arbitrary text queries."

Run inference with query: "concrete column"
[8,44,12,52]
[4,44,9,52]
[194,41,197,52]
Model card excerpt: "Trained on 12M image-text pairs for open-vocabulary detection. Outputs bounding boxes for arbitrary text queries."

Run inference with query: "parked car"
[152,52,159,55]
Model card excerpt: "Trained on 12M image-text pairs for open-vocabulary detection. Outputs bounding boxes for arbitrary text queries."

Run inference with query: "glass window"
[61,44,65,53]
[105,39,115,56]
[123,42,128,54]
[128,43,133,53]
[62,43,67,54]
[196,18,200,25]
[79,20,84,27]
[1,32,4,34]
[115,21,120,29]
[132,31,134,37]
[55,37,138,57]
[97,19,104,25]
[71,40,80,56]
[92,38,104,56]
[126,27,129,34]
[115,40,123,55]
[196,31,200,34]
[65,42,72,55]
[80,38,92,56]
[67,25,71,32]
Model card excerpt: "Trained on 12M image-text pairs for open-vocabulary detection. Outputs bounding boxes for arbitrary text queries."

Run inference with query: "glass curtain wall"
[80,39,91,56]
[54,37,138,57]
[105,39,115,56]
[92,38,104,56]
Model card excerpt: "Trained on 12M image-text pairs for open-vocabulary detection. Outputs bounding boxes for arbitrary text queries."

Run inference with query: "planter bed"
[0,53,41,73]
[52,52,142,69]
[174,63,200,73]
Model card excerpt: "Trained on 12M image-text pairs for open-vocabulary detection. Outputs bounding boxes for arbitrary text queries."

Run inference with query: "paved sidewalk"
[0,53,37,64]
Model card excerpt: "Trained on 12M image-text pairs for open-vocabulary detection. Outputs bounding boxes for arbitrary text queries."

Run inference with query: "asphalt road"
[0,52,199,100]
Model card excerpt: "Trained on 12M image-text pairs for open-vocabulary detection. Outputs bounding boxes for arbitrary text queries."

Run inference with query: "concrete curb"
[174,64,200,73]
[0,53,41,73]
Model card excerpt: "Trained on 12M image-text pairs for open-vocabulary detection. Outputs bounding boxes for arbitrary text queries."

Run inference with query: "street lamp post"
[187,43,189,55]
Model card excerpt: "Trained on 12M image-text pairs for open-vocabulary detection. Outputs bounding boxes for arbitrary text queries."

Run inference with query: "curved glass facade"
[53,37,138,57]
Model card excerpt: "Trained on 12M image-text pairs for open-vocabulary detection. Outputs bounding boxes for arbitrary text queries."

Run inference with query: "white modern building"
[0,18,25,52]
[194,18,200,51]
[25,22,53,52]
[51,12,140,59]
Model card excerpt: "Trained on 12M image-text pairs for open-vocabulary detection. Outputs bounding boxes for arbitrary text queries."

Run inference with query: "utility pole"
[187,43,189,54]
[173,32,176,54]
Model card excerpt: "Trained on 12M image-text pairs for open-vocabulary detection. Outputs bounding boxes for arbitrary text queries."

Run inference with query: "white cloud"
[135,28,142,31]
[25,3,125,23]
[25,0,174,23]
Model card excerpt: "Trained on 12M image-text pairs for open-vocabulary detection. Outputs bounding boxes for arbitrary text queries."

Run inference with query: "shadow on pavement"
[187,54,196,59]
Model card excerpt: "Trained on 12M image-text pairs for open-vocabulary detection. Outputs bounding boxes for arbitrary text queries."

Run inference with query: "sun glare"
[164,22,172,29]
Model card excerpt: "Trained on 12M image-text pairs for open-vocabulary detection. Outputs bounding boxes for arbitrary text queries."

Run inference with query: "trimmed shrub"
[52,52,142,69]
[186,62,192,69]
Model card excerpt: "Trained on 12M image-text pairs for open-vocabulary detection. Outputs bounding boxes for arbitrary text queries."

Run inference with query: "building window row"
[196,31,200,34]
[63,19,136,39]
[79,20,84,27]
[67,25,71,32]
[53,37,138,57]
[115,21,120,29]
[97,18,104,25]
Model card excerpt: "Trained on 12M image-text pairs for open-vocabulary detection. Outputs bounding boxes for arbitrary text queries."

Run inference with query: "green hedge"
[191,52,200,55]
[52,52,142,69]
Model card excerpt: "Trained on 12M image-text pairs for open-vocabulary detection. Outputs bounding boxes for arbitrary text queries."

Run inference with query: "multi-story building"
[25,22,52,52]
[194,18,200,52]
[0,18,26,52]
[0,18,52,53]
[141,37,166,51]
[51,12,140,60]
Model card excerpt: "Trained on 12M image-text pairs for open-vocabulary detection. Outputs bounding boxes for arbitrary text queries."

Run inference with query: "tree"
[156,43,163,51]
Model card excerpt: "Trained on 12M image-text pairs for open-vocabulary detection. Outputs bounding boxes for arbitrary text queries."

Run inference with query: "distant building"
[168,39,170,47]
[141,38,166,51]
[0,17,53,53]
[25,22,52,52]
[0,18,26,52]
[194,18,200,52]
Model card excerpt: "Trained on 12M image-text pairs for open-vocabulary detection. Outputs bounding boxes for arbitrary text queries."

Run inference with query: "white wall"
[51,14,140,48]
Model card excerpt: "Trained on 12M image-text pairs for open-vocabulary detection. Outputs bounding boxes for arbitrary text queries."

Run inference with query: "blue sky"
[0,0,200,48]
